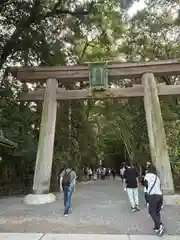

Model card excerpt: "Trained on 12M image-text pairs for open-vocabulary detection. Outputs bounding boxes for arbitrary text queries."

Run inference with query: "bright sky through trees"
[128,0,146,17]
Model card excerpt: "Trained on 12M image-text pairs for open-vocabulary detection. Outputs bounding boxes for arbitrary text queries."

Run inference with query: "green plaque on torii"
[89,62,108,90]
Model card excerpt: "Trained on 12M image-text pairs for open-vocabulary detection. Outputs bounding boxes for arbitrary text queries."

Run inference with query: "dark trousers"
[148,194,163,229]
[144,192,148,204]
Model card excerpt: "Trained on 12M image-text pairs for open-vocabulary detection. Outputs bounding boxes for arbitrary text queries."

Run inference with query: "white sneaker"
[64,214,68,217]
[158,225,165,237]
[136,206,140,211]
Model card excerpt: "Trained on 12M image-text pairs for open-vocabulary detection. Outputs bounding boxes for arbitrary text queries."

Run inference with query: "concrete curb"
[0,233,179,240]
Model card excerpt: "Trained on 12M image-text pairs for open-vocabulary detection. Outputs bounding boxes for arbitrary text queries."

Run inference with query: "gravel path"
[0,179,179,234]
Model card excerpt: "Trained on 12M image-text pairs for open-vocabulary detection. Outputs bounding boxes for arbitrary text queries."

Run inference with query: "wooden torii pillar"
[10,59,180,205]
[142,73,174,194]
[24,78,58,204]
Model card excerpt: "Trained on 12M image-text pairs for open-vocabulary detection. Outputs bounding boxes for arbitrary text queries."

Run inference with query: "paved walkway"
[0,179,179,235]
[0,233,179,239]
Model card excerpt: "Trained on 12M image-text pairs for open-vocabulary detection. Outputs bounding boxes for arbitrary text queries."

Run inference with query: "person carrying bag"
[59,165,76,216]
[144,165,165,237]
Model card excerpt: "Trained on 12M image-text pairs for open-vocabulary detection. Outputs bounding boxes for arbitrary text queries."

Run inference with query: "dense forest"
[0,0,180,195]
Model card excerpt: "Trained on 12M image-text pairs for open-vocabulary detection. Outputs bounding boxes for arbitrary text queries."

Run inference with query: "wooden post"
[142,73,174,194]
[24,78,58,204]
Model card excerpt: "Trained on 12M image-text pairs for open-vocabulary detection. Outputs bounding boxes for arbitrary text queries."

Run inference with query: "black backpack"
[62,169,72,187]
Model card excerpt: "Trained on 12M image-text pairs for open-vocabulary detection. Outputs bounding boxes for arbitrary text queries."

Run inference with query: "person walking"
[111,168,116,179]
[123,163,140,212]
[141,162,152,206]
[144,165,165,237]
[120,165,126,180]
[59,165,76,216]
[142,168,149,207]
[87,167,93,180]
[97,167,101,179]
[101,167,106,180]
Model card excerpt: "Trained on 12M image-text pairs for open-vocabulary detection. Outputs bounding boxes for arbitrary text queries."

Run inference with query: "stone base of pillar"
[164,194,180,205]
[24,193,56,205]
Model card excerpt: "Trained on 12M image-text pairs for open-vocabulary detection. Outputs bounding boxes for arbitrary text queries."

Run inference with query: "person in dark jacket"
[111,168,116,179]
[123,163,140,212]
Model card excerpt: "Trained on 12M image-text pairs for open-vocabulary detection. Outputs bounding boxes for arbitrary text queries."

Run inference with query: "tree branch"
[78,37,90,89]
[0,0,95,70]
[45,1,95,18]
[0,0,10,6]
[0,0,42,69]
[0,0,13,12]
[53,7,92,16]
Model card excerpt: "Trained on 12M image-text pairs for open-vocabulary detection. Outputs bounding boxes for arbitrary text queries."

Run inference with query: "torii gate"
[10,59,180,205]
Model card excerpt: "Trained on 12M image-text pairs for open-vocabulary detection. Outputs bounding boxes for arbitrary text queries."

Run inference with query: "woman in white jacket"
[144,165,165,237]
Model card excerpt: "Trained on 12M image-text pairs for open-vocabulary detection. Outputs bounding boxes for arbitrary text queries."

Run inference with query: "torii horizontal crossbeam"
[19,84,180,101]
[10,59,180,83]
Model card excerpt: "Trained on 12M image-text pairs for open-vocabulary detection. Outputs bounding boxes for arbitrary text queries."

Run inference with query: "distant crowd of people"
[59,161,165,237]
[83,167,116,180]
